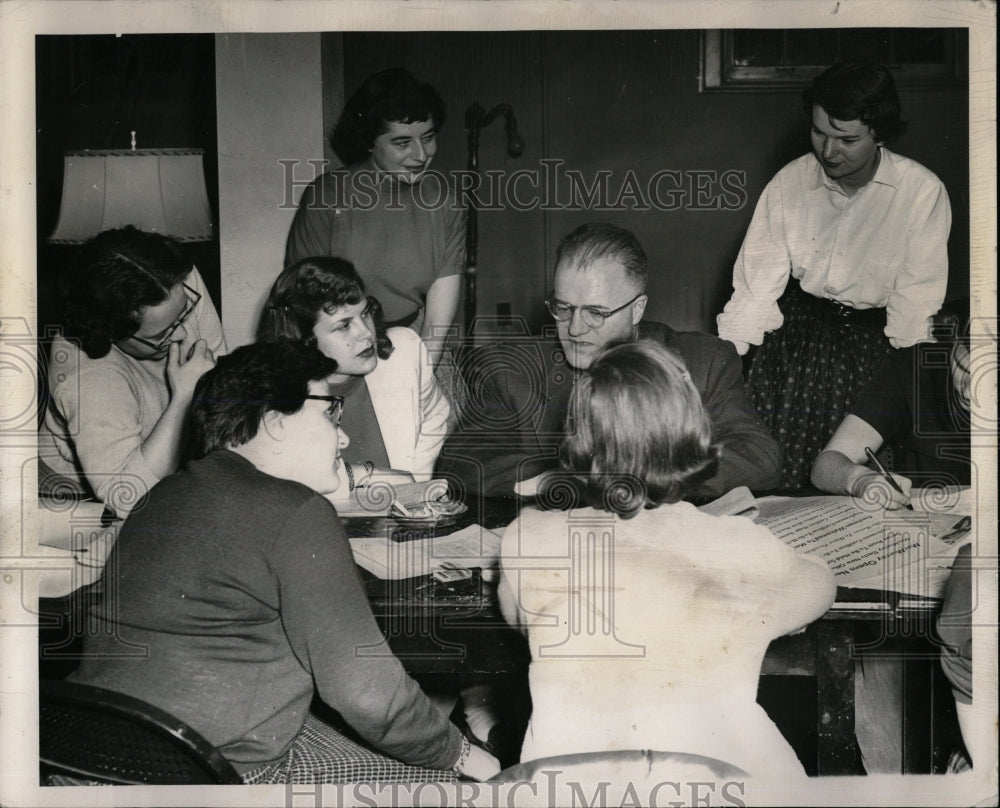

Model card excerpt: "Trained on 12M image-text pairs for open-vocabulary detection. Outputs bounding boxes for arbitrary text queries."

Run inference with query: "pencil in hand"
[864,447,913,510]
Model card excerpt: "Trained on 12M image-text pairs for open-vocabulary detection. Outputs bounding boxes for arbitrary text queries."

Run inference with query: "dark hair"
[191,341,337,455]
[803,62,906,142]
[559,340,720,518]
[60,226,192,358]
[554,223,648,292]
[257,256,393,361]
[331,68,446,165]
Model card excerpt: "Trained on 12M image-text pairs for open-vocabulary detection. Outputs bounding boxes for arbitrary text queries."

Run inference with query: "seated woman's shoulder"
[383,326,428,359]
[386,326,421,346]
[47,334,130,384]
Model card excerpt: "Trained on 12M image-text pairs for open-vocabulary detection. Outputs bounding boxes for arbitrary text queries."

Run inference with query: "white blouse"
[717,148,951,352]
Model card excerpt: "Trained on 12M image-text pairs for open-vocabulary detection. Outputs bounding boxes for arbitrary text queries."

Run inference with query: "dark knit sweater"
[72,449,462,772]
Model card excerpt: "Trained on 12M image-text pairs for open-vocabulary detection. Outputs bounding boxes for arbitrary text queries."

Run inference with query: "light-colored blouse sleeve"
[46,348,162,514]
[716,176,792,350]
[411,333,451,479]
[884,179,951,347]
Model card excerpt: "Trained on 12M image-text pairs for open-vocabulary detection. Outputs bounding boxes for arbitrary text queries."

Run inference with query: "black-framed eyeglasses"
[304,394,344,426]
[129,282,202,351]
[544,292,644,329]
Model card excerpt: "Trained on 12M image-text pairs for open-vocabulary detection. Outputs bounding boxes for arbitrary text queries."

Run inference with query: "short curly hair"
[331,68,446,165]
[191,341,337,455]
[257,256,394,362]
[803,62,906,142]
[60,226,192,359]
[558,339,720,518]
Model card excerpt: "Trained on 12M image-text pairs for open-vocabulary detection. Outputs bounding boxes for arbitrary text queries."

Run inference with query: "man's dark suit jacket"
[436,321,782,498]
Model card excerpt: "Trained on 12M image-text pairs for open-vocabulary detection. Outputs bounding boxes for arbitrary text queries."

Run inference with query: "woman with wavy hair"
[285,68,463,359]
[39,226,224,517]
[258,255,449,493]
[498,339,835,778]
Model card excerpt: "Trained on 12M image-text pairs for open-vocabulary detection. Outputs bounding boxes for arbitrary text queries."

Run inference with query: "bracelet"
[344,461,355,492]
[451,735,472,773]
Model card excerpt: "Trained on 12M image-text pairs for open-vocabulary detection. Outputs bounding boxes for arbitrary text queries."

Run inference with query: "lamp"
[48,138,213,244]
[464,102,523,334]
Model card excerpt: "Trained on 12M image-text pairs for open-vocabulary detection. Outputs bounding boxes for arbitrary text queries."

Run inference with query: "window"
[701,28,966,91]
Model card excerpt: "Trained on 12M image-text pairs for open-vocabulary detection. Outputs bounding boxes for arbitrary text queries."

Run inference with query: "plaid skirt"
[748,280,894,489]
[240,713,459,785]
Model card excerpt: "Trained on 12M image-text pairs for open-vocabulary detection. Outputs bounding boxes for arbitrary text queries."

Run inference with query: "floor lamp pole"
[464,102,523,335]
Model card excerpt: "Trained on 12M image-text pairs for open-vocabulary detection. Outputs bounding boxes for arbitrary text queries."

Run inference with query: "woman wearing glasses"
[258,256,450,494]
[39,226,225,517]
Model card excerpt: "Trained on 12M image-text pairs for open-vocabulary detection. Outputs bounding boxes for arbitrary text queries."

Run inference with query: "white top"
[39,267,227,515]
[499,502,835,779]
[717,148,951,351]
[327,327,450,503]
[365,327,450,479]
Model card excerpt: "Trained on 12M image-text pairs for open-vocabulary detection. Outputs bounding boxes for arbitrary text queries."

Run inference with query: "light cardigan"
[717,148,951,351]
[499,502,835,779]
[331,327,449,497]
[38,267,227,515]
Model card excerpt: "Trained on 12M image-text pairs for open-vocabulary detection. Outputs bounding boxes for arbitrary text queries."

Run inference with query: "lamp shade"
[48,148,214,244]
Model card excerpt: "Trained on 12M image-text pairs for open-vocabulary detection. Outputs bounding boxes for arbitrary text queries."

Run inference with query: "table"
[343,498,528,677]
[340,495,962,776]
[762,587,958,775]
[341,497,532,765]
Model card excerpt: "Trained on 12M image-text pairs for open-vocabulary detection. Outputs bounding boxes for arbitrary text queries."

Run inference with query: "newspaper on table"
[754,492,971,599]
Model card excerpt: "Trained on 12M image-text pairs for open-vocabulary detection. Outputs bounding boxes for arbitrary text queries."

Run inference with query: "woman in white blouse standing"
[717,62,951,488]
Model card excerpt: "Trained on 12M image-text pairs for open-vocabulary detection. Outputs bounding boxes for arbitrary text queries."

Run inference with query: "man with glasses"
[70,341,499,783]
[438,222,781,499]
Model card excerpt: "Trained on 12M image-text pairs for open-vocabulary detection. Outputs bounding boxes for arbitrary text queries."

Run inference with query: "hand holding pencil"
[856,447,914,510]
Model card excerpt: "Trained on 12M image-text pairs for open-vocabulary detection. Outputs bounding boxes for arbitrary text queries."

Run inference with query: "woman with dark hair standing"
[498,340,835,778]
[285,68,464,359]
[39,226,225,516]
[717,62,952,488]
[258,256,449,491]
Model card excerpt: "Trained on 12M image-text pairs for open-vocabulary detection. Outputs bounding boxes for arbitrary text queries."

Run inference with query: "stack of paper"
[349,523,503,580]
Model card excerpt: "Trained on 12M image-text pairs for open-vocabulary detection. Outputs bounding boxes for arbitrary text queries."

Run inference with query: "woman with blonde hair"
[499,339,835,778]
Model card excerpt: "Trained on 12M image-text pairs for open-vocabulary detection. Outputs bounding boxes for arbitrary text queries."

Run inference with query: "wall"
[36,31,969,344]
[215,33,333,349]
[35,34,220,338]
[338,29,969,335]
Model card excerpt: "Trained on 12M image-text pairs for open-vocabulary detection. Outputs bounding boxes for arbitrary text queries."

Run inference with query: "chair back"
[492,749,749,807]
[40,680,242,784]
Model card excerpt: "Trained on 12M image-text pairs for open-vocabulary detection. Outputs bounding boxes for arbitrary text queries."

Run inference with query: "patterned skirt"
[240,713,459,784]
[748,280,894,489]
